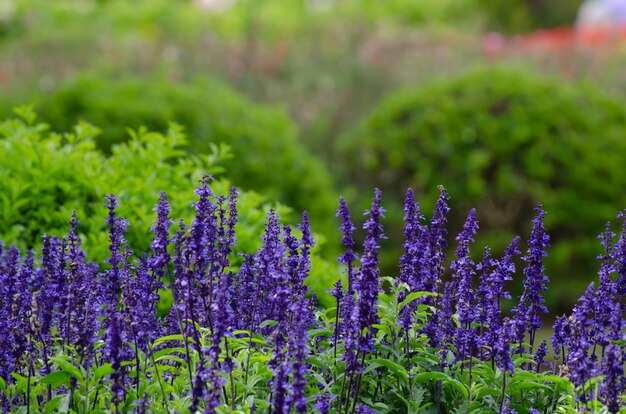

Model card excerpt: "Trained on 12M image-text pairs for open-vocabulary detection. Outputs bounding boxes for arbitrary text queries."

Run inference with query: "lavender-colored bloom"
[567,311,597,399]
[514,204,550,351]
[608,301,624,341]
[63,212,98,359]
[355,189,385,353]
[255,209,286,325]
[337,197,358,294]
[106,315,126,411]
[551,315,569,363]
[269,330,289,414]
[451,210,479,357]
[314,393,333,414]
[204,268,233,412]
[533,340,548,372]
[287,298,310,413]
[600,343,624,413]
[99,195,130,325]
[356,404,376,414]
[298,212,314,278]
[134,393,149,414]
[189,175,218,327]
[336,197,360,371]
[500,398,518,414]
[495,319,515,374]
[190,350,209,413]
[123,257,162,351]
[149,192,172,279]
[424,186,451,348]
[615,210,626,295]
[398,188,428,327]
[0,246,22,381]
[528,409,541,414]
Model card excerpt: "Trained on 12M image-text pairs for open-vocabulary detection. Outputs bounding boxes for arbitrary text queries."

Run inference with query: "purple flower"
[99,194,130,324]
[495,319,515,374]
[614,210,626,295]
[533,339,548,372]
[189,175,218,327]
[336,197,360,371]
[337,197,358,294]
[63,212,98,360]
[423,186,451,348]
[0,246,23,381]
[233,254,259,332]
[123,257,162,351]
[355,189,385,353]
[356,404,376,414]
[314,393,333,414]
[106,315,127,411]
[287,298,310,413]
[514,204,550,352]
[149,192,172,280]
[600,343,624,413]
[398,188,428,327]
[451,209,479,357]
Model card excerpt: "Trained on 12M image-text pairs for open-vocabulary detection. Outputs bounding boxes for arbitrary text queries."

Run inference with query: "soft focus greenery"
[0,74,339,246]
[0,108,338,306]
[477,0,584,33]
[338,67,626,311]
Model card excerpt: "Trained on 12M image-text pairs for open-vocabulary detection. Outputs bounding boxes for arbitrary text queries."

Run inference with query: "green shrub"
[0,107,338,306]
[338,66,626,310]
[476,0,584,33]
[0,73,339,248]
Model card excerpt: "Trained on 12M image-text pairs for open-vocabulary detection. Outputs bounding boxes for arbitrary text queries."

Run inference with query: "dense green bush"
[338,67,626,310]
[0,107,338,305]
[476,0,583,33]
[0,74,339,245]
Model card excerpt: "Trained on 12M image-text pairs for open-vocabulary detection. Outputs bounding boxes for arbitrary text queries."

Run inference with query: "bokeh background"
[2,0,626,315]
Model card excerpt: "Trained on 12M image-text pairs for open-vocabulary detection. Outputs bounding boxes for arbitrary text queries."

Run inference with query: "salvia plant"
[0,177,625,413]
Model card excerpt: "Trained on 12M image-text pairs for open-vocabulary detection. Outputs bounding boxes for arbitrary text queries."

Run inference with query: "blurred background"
[1,0,626,314]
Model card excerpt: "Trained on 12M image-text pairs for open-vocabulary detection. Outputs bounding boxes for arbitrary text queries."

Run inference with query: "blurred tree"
[478,0,585,33]
[338,66,626,312]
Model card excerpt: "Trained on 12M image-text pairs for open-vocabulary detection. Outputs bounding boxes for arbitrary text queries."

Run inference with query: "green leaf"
[153,334,186,347]
[51,359,83,382]
[367,359,408,381]
[41,371,71,388]
[94,363,114,381]
[399,291,437,311]
[44,395,65,414]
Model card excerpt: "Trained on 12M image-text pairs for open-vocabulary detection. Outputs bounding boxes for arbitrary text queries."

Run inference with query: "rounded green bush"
[476,0,583,33]
[0,108,339,306]
[0,73,338,247]
[338,66,626,310]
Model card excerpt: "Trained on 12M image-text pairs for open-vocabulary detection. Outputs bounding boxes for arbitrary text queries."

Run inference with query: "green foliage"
[338,66,626,310]
[0,74,339,244]
[0,108,338,305]
[476,0,584,33]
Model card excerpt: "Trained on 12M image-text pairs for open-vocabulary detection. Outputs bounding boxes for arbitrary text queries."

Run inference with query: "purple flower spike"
[355,189,385,353]
[615,210,626,295]
[100,194,130,322]
[314,394,333,414]
[149,192,172,279]
[533,340,548,372]
[398,188,428,327]
[337,197,358,294]
[495,319,515,374]
[600,343,624,413]
[515,204,550,352]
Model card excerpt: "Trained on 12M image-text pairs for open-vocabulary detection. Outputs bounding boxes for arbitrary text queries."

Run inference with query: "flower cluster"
[0,179,625,413]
